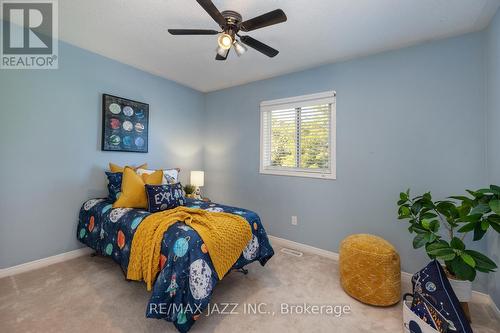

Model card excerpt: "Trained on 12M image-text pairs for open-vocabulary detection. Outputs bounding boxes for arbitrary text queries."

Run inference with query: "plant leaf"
[449,257,476,281]
[450,237,465,250]
[427,246,455,260]
[460,253,476,268]
[426,241,449,251]
[481,220,489,231]
[490,185,500,195]
[459,214,482,223]
[413,234,429,249]
[436,252,456,261]
[426,246,456,261]
[489,214,500,223]
[466,189,477,197]
[412,224,428,234]
[411,201,423,215]
[421,219,431,230]
[421,212,437,219]
[476,266,495,273]
[473,222,487,241]
[429,220,440,232]
[491,222,500,233]
[449,195,474,204]
[457,204,472,218]
[489,199,500,215]
[465,250,498,271]
[477,188,494,194]
[458,222,476,233]
[436,201,459,219]
[398,206,411,219]
[466,189,484,200]
[470,203,491,215]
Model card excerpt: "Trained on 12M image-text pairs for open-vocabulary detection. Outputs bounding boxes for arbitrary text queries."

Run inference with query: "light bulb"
[233,40,247,56]
[217,33,233,50]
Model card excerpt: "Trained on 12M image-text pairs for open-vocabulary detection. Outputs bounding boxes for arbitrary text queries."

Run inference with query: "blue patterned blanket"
[77,198,274,332]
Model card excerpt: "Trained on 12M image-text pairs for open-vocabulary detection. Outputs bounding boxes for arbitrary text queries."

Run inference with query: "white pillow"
[136,168,179,185]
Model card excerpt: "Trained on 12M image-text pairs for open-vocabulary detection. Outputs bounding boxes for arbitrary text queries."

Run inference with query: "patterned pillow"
[162,168,179,184]
[410,260,472,333]
[137,168,179,185]
[105,171,122,202]
[145,183,185,213]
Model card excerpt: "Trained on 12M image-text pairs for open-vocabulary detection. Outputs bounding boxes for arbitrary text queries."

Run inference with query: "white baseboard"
[268,235,339,260]
[0,247,93,279]
[268,234,500,317]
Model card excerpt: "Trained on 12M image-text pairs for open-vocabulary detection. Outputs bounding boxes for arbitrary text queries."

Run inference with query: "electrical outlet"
[291,216,298,226]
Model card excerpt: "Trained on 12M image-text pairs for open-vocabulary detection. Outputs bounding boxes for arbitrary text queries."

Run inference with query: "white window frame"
[260,91,336,180]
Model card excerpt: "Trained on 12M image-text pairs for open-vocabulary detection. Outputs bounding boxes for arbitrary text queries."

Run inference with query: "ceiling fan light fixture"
[217,33,233,50]
[168,1,287,61]
[216,46,229,58]
[233,40,247,56]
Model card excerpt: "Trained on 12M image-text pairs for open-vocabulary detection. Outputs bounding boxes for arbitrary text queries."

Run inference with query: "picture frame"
[101,94,149,153]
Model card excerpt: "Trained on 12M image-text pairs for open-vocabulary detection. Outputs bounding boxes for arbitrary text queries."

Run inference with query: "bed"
[77,197,274,332]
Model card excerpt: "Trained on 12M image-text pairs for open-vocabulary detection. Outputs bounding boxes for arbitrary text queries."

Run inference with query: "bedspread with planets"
[77,198,274,333]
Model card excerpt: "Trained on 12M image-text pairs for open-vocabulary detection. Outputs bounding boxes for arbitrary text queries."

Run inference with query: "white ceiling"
[59,0,500,92]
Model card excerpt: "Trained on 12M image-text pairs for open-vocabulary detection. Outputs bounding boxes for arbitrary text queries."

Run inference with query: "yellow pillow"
[109,162,148,173]
[113,167,163,209]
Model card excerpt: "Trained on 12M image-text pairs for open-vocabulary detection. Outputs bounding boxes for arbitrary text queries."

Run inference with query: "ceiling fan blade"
[240,9,287,32]
[215,53,227,60]
[168,29,219,35]
[196,0,226,27]
[240,35,279,57]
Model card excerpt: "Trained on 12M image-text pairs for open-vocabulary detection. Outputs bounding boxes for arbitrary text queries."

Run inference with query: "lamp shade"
[216,46,229,57]
[233,40,247,56]
[190,171,204,187]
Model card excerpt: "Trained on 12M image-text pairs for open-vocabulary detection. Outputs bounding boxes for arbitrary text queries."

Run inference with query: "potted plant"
[397,185,500,319]
[183,184,196,198]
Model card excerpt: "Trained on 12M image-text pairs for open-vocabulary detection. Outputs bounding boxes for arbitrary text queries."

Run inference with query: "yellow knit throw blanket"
[127,206,252,290]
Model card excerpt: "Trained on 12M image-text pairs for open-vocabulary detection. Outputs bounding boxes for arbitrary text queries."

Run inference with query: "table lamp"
[190,171,204,199]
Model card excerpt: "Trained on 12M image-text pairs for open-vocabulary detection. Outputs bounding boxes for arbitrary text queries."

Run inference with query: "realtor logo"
[1,0,58,69]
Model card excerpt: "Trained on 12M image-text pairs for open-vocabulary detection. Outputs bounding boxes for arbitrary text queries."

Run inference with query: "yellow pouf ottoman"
[339,234,401,306]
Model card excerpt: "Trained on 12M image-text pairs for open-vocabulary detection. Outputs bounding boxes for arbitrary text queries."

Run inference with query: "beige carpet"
[1,245,499,333]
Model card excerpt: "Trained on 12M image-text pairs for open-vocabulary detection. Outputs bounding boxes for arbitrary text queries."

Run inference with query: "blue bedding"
[77,198,274,332]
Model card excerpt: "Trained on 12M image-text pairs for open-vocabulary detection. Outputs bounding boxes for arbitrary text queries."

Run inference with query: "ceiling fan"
[168,0,287,60]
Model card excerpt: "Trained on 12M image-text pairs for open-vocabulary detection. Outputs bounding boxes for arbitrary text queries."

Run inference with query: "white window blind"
[260,91,336,179]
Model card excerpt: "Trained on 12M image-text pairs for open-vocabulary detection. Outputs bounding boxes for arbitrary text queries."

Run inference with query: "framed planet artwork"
[101,94,149,153]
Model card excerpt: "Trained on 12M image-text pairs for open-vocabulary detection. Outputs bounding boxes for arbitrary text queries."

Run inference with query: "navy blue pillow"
[411,260,472,333]
[105,171,122,202]
[145,183,185,213]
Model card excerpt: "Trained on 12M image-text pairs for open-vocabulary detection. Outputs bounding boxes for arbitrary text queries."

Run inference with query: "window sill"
[259,168,336,180]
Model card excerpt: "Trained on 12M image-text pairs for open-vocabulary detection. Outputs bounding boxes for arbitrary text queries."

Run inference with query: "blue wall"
[204,32,491,293]
[0,41,205,268]
[1,14,499,304]
[486,9,500,307]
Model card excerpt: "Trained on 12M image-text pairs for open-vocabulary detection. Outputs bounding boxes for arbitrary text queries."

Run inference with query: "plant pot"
[447,277,472,302]
[445,272,472,302]
[444,269,472,323]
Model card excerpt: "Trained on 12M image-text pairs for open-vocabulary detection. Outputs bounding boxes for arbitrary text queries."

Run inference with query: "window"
[260,91,336,179]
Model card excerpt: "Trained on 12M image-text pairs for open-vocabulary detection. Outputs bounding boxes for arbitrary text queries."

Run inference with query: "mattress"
[77,197,274,332]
